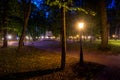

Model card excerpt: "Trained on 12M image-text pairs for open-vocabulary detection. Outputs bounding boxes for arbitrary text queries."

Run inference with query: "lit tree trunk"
[18,0,31,51]
[100,0,109,49]
[61,0,66,69]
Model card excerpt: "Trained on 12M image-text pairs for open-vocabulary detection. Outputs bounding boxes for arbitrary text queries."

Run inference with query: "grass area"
[66,40,120,55]
[38,39,120,55]
[0,46,62,74]
[109,40,120,46]
[0,46,105,80]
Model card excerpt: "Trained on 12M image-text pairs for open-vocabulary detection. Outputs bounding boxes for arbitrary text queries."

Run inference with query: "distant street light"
[7,35,12,40]
[78,22,84,65]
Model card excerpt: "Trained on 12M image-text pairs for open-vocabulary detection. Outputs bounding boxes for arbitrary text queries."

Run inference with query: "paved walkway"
[30,40,120,80]
[69,50,120,68]
[29,40,120,68]
[7,40,120,80]
[7,40,120,68]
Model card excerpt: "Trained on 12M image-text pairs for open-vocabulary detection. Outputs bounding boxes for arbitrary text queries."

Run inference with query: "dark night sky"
[108,0,115,9]
[32,0,116,18]
[32,0,116,9]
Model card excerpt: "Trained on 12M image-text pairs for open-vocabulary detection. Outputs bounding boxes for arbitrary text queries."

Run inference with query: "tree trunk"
[2,29,8,48]
[61,6,66,69]
[100,0,109,50]
[1,0,8,48]
[18,20,28,49]
[18,0,31,52]
[118,27,120,39]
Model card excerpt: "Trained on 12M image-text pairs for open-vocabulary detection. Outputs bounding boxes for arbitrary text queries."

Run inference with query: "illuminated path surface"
[28,40,120,67]
[29,40,120,80]
[7,40,120,79]
[7,40,120,68]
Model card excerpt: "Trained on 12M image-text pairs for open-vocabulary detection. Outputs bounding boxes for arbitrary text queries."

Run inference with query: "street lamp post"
[78,22,84,65]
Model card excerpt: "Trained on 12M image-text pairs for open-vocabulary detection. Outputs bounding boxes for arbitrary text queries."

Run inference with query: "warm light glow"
[25,36,29,40]
[88,36,91,39]
[112,34,116,38]
[45,36,49,39]
[7,35,12,40]
[76,35,79,38]
[112,34,118,38]
[41,36,44,39]
[78,22,84,29]
[2,38,4,40]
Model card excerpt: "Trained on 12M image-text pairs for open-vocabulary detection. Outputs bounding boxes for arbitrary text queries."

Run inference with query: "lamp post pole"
[79,31,83,65]
[78,22,84,65]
